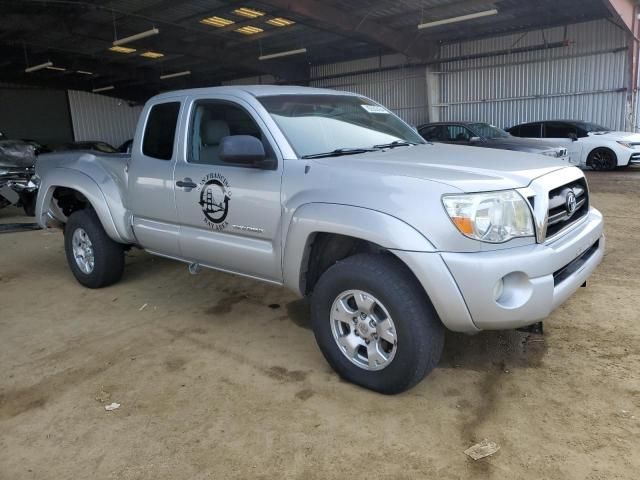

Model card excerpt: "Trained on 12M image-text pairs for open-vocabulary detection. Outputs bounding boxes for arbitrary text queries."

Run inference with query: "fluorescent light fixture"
[92,85,115,93]
[140,51,164,59]
[200,16,235,27]
[113,27,159,46]
[233,7,264,18]
[25,61,53,73]
[160,70,191,80]
[109,45,136,54]
[235,25,263,35]
[77,70,94,75]
[266,17,295,27]
[417,9,498,29]
[259,47,306,61]
[46,66,66,71]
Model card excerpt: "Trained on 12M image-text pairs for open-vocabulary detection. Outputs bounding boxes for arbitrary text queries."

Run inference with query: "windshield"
[576,122,610,133]
[468,123,510,139]
[257,94,425,158]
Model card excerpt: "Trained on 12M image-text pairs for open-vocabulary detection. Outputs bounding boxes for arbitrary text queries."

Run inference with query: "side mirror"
[568,132,578,142]
[220,135,275,169]
[469,136,481,142]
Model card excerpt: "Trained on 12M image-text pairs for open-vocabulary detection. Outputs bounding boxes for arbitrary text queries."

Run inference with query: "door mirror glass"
[568,132,578,141]
[220,135,272,168]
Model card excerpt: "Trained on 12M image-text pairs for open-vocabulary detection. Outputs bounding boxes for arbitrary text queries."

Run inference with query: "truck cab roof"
[149,85,356,103]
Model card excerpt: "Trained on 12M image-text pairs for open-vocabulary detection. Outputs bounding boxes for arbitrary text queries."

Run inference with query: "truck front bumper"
[394,208,604,333]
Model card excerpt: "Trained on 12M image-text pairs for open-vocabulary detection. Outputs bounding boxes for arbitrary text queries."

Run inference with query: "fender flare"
[282,202,435,295]
[37,167,133,244]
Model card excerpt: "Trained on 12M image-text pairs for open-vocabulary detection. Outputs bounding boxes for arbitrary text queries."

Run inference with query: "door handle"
[176,178,197,189]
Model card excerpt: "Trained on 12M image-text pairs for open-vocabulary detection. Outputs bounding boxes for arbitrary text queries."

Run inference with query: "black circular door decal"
[198,173,232,230]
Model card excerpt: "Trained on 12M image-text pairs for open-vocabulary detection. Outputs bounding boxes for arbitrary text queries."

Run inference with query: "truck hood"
[312,143,569,192]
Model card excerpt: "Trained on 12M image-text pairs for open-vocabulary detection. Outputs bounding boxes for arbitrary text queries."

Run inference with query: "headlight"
[442,190,535,243]
[541,150,559,158]
[617,141,633,149]
[541,148,567,158]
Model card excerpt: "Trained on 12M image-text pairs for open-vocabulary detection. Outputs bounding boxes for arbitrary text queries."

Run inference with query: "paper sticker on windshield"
[361,105,389,114]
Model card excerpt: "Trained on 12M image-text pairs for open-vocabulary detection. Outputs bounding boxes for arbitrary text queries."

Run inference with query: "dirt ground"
[1,168,639,480]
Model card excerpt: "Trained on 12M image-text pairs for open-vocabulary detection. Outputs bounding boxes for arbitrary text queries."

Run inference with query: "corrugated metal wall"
[310,54,429,126]
[438,19,629,130]
[67,90,143,147]
[305,19,631,131]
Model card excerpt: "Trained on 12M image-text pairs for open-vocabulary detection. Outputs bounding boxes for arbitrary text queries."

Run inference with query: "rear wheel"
[587,148,617,170]
[310,253,444,394]
[64,209,124,288]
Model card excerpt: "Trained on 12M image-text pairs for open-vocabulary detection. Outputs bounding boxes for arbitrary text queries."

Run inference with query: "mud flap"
[516,321,544,335]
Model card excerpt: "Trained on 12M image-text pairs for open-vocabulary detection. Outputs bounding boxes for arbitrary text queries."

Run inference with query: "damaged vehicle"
[418,122,574,164]
[0,134,47,215]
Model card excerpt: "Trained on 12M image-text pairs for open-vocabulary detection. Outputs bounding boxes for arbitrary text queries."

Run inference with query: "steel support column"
[604,0,640,130]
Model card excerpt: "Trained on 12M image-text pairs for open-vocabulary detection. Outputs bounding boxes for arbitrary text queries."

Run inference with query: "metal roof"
[0,0,613,102]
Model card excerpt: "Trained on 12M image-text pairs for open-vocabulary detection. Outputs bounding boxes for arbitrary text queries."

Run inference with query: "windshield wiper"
[372,140,418,149]
[301,148,377,159]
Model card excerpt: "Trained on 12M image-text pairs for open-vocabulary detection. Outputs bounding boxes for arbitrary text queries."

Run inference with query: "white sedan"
[506,120,640,170]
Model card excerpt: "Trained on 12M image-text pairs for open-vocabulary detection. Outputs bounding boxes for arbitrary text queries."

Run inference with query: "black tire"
[64,209,124,288]
[587,148,617,171]
[310,253,444,394]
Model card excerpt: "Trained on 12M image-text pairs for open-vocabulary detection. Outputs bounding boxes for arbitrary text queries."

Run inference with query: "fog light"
[493,278,504,301]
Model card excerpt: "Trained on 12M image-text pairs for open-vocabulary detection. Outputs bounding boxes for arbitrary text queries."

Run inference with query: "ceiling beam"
[603,0,639,38]
[256,0,437,60]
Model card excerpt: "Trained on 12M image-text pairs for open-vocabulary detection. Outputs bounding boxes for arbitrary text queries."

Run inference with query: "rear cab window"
[142,102,181,160]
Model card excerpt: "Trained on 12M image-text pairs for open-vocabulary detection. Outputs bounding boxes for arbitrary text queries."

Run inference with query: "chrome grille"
[545,178,589,238]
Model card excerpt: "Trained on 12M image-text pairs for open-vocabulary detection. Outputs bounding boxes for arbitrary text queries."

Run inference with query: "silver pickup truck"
[34,86,605,394]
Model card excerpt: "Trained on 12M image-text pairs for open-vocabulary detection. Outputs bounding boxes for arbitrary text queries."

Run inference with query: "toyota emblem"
[565,190,577,214]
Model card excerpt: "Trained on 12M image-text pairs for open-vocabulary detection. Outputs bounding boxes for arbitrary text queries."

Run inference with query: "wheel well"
[302,233,385,295]
[587,146,617,164]
[52,187,90,218]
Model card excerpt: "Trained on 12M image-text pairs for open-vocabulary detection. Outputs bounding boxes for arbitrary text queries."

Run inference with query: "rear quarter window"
[142,102,181,160]
[545,122,577,138]
[519,123,542,138]
[419,126,439,140]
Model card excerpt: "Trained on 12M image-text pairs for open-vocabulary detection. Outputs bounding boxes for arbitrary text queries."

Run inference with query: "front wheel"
[587,148,617,170]
[310,253,444,394]
[64,209,124,288]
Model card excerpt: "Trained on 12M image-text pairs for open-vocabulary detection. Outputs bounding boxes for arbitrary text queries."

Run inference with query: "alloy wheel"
[329,290,398,371]
[71,227,95,274]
